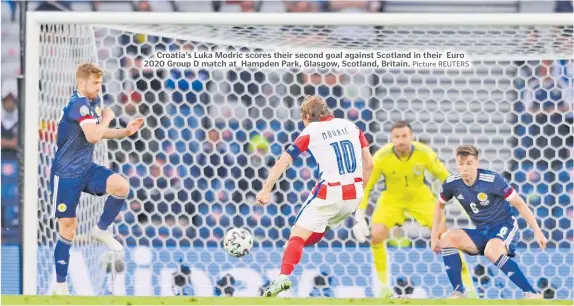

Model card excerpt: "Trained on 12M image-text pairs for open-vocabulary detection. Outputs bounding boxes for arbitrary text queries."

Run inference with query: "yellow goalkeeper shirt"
[359,141,450,210]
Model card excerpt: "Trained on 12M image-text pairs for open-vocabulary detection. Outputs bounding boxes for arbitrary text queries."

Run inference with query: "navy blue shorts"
[50,163,114,218]
[462,218,519,257]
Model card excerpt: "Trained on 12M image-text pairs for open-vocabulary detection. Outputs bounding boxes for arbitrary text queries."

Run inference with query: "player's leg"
[409,200,476,297]
[50,175,84,294]
[439,229,485,296]
[98,174,129,230]
[281,224,314,275]
[303,198,359,247]
[304,229,326,247]
[371,199,403,296]
[484,223,540,298]
[264,200,330,297]
[262,224,311,297]
[84,164,128,251]
[319,198,361,246]
[54,218,76,295]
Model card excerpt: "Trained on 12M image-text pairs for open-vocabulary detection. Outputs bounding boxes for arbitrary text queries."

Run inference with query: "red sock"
[280,236,305,275]
[304,232,325,246]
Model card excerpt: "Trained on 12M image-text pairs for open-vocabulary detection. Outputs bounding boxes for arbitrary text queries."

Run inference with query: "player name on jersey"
[322,127,350,140]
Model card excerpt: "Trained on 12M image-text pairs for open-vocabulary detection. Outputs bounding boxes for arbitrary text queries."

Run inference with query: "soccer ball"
[224,228,253,258]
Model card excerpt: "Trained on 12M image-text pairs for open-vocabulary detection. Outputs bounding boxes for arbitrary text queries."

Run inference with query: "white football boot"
[262,275,291,297]
[91,225,123,252]
[53,282,70,295]
[524,292,544,299]
[447,291,468,299]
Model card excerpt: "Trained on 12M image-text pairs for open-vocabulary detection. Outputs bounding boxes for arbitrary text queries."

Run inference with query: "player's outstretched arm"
[103,118,145,139]
[507,193,548,249]
[430,200,446,254]
[256,152,293,205]
[81,107,115,144]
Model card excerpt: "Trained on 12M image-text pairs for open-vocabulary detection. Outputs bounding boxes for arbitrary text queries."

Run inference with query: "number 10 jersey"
[286,115,369,203]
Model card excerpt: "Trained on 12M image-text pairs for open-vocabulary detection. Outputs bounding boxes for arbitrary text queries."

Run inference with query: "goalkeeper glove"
[352,208,370,243]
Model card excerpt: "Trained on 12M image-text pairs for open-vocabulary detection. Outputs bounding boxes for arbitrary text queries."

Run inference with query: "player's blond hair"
[300,95,331,122]
[456,145,479,158]
[76,63,103,80]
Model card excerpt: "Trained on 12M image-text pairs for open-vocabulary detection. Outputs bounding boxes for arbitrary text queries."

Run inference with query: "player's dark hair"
[76,62,103,80]
[456,145,479,158]
[300,95,331,122]
[391,120,412,131]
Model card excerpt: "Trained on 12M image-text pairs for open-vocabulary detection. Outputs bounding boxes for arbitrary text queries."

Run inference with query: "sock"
[304,232,325,246]
[442,248,465,293]
[372,242,389,285]
[280,236,305,275]
[97,195,126,231]
[459,252,475,293]
[54,234,72,283]
[495,254,536,293]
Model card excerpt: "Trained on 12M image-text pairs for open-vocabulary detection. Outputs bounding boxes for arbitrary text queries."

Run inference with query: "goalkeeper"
[352,121,474,297]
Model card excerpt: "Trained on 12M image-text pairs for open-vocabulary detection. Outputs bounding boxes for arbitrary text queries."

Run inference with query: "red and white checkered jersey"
[286,115,369,202]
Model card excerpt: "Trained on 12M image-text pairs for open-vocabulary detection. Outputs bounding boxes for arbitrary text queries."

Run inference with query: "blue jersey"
[51,91,102,178]
[439,169,518,227]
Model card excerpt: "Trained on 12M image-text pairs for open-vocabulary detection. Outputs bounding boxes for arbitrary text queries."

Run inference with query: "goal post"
[23,13,40,295]
[24,12,573,297]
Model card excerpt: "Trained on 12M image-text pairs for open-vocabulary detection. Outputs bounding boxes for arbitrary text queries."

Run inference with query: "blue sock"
[97,195,125,231]
[442,248,465,293]
[495,254,536,294]
[54,234,72,283]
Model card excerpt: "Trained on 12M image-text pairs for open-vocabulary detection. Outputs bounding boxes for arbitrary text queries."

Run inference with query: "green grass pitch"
[2,296,572,305]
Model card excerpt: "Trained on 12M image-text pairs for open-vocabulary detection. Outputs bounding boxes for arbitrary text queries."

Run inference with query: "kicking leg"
[305,229,326,247]
[265,200,332,297]
[484,239,539,297]
[439,229,482,296]
[305,201,355,247]
[263,225,312,297]
[281,225,313,276]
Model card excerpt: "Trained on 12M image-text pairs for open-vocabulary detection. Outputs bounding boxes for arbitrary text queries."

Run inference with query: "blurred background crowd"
[1,1,572,256]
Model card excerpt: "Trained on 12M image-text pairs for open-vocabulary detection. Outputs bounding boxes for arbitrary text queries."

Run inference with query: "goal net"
[28,13,573,298]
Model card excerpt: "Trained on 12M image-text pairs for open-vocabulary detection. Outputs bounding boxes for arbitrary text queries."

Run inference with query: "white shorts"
[294,197,362,233]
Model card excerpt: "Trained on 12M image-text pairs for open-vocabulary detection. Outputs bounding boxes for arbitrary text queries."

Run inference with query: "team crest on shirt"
[413,165,423,176]
[79,105,90,116]
[477,193,489,206]
[57,203,67,212]
[95,106,101,117]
